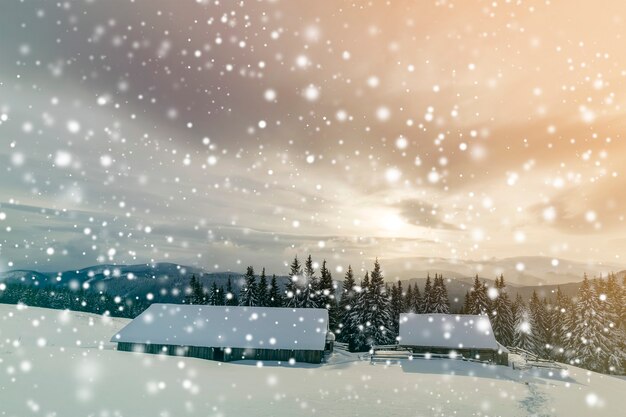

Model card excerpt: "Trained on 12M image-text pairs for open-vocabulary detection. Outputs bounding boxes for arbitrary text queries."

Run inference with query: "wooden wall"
[116,342,323,364]
[224,347,323,364]
[402,345,508,366]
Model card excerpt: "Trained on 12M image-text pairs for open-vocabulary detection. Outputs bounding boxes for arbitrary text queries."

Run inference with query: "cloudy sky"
[1,0,625,278]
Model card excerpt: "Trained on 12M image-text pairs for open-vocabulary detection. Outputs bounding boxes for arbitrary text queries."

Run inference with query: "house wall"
[223,347,322,364]
[402,345,508,366]
[116,342,323,364]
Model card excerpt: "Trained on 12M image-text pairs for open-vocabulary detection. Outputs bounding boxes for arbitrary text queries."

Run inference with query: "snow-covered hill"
[0,304,624,417]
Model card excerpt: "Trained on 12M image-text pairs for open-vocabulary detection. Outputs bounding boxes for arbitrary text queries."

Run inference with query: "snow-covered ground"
[1,304,624,417]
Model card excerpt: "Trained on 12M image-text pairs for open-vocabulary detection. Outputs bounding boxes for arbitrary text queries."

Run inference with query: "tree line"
[0,282,150,319]
[184,255,626,374]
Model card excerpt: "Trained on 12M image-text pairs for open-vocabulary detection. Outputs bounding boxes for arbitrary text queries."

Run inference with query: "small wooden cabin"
[111,304,329,364]
[398,313,508,365]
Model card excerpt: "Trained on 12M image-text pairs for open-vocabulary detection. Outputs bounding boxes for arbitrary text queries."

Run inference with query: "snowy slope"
[1,304,625,417]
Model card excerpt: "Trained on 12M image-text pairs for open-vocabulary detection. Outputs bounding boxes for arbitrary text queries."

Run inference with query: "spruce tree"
[225,276,238,306]
[338,266,357,343]
[390,281,404,333]
[462,291,471,314]
[186,274,205,304]
[566,275,612,371]
[348,272,370,351]
[529,290,548,355]
[209,281,220,305]
[268,274,283,307]
[239,266,258,307]
[422,274,433,313]
[257,267,269,307]
[412,283,422,313]
[362,259,395,347]
[299,254,318,308]
[185,275,198,304]
[467,275,489,315]
[431,275,450,313]
[599,274,626,373]
[318,260,335,309]
[404,284,414,313]
[293,254,318,308]
[285,256,302,308]
[195,276,207,304]
[548,286,570,360]
[621,275,626,331]
[513,294,536,352]
[217,285,226,306]
[318,260,338,330]
[490,275,514,347]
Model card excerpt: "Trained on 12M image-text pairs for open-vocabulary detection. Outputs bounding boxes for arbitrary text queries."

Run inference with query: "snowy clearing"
[1,304,624,417]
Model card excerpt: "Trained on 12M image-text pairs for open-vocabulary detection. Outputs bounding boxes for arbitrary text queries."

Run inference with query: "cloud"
[529,178,626,234]
[1,0,626,274]
[394,199,459,230]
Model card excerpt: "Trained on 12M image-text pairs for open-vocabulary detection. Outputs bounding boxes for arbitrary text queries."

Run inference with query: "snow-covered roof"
[111,304,328,351]
[398,314,499,350]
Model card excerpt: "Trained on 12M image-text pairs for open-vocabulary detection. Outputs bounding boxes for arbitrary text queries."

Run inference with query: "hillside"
[0,263,255,304]
[383,256,625,286]
[1,304,624,416]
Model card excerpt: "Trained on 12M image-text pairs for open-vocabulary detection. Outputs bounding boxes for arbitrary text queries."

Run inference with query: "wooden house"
[111,304,329,364]
[398,313,509,365]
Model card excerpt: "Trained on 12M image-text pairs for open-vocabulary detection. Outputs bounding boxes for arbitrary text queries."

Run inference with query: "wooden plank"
[115,343,324,364]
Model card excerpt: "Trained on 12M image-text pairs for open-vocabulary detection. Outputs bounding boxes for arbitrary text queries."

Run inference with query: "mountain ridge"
[2,260,623,310]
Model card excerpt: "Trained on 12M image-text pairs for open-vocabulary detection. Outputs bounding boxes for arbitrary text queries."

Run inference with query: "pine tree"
[225,276,238,306]
[257,267,269,307]
[285,256,302,308]
[348,272,370,351]
[548,286,571,360]
[318,260,335,309]
[318,260,338,330]
[566,275,610,371]
[299,254,318,308]
[239,266,258,307]
[467,275,489,315]
[422,274,433,313]
[599,274,626,373]
[362,259,395,347]
[195,276,207,304]
[513,294,536,352]
[404,284,414,313]
[462,291,471,314]
[390,281,404,333]
[490,275,514,347]
[529,290,548,355]
[338,266,357,343]
[431,274,450,313]
[268,274,283,307]
[209,281,220,305]
[217,285,226,306]
[185,275,205,304]
[621,275,626,332]
[412,283,422,313]
[185,275,198,304]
